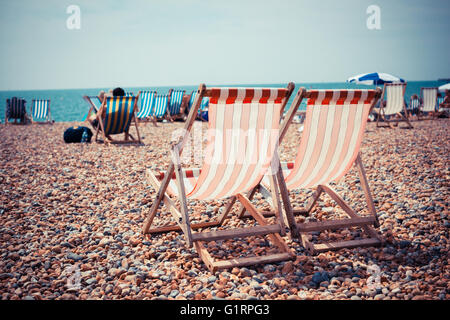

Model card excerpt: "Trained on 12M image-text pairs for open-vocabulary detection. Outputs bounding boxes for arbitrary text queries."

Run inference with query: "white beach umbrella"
[438,83,450,92]
[347,72,405,85]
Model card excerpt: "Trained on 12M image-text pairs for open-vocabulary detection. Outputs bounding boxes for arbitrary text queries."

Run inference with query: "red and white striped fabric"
[158,168,202,198]
[421,87,438,112]
[160,87,290,200]
[384,83,406,115]
[278,90,377,190]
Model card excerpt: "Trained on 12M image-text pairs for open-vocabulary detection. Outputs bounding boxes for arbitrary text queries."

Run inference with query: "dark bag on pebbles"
[63,126,93,143]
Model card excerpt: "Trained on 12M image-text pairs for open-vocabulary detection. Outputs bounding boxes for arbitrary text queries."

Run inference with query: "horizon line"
[0,79,448,92]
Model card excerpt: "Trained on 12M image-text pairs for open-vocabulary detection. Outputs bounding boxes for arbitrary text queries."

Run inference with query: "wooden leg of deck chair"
[192,194,294,273]
[94,124,101,143]
[217,196,238,225]
[151,116,158,127]
[142,163,175,234]
[145,169,189,235]
[355,153,379,227]
[267,172,286,236]
[172,149,193,247]
[132,113,142,143]
[274,160,299,237]
[291,179,382,253]
[403,114,414,128]
[236,187,258,219]
[237,194,293,256]
[402,103,413,128]
[320,184,382,244]
[145,170,222,233]
[97,113,111,144]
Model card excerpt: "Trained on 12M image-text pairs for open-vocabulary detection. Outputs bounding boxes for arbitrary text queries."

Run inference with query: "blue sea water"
[0,81,445,123]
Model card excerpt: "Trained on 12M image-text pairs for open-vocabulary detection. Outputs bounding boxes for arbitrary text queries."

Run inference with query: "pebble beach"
[0,119,448,300]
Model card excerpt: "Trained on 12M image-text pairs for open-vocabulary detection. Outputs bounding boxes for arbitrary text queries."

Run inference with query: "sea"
[0,81,446,123]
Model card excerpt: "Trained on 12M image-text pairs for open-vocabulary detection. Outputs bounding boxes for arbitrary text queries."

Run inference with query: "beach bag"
[200,110,208,122]
[63,126,93,143]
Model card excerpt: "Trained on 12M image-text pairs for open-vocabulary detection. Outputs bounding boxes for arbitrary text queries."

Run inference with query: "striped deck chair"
[31,99,52,124]
[239,88,384,253]
[168,89,186,121]
[418,87,438,120]
[5,97,27,125]
[126,92,134,97]
[153,94,170,120]
[376,83,413,128]
[94,95,142,145]
[188,90,196,109]
[143,83,296,272]
[409,95,420,117]
[188,90,210,121]
[136,91,157,126]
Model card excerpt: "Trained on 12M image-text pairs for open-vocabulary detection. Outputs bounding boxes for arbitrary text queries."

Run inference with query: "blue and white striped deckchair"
[168,89,185,118]
[95,95,142,144]
[31,99,52,123]
[136,91,156,121]
[188,90,196,110]
[126,92,134,97]
[153,94,169,119]
[409,96,420,116]
[5,97,27,125]
[198,97,209,121]
[187,90,209,121]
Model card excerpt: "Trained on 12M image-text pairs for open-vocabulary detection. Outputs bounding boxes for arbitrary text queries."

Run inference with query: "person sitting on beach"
[98,90,106,103]
[440,90,450,109]
[89,87,126,128]
[112,87,125,97]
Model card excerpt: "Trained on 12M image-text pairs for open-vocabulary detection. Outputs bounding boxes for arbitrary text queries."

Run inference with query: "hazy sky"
[0,0,449,90]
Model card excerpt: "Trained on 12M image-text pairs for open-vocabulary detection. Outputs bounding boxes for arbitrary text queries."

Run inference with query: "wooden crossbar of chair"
[142,83,296,272]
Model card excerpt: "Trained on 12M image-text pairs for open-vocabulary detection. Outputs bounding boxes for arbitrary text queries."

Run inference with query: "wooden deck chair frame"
[142,83,296,272]
[234,87,384,254]
[94,94,142,145]
[5,98,28,125]
[418,87,439,120]
[135,90,158,127]
[376,83,413,129]
[31,99,53,124]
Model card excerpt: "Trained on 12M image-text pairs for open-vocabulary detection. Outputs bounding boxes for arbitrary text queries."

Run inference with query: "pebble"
[67,252,83,262]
